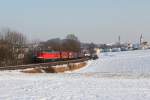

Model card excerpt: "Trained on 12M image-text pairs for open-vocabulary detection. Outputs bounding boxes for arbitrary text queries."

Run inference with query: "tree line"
[43,34,81,52]
[0,29,81,67]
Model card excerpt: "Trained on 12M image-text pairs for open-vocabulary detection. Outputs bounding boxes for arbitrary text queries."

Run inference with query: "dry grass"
[68,62,87,71]
[22,68,44,73]
[22,62,87,73]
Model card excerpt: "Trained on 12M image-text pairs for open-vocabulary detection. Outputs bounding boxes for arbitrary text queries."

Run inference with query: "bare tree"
[62,39,81,52]
[0,29,27,66]
[45,38,62,51]
[4,30,26,46]
[62,34,81,52]
[66,34,78,41]
[0,39,12,66]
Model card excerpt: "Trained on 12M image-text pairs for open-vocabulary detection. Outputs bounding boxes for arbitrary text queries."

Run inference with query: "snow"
[79,49,150,74]
[0,50,150,100]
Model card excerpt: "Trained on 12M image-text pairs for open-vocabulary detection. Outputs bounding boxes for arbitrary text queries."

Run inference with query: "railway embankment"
[0,58,89,71]
[22,61,87,73]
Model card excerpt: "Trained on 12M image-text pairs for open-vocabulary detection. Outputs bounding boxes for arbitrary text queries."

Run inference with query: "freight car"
[33,50,84,63]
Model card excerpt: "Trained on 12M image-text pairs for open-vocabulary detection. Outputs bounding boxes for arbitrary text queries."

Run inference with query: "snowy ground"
[0,50,150,100]
[79,49,150,74]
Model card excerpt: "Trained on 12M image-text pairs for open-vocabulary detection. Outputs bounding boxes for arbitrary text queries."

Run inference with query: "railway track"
[0,57,90,70]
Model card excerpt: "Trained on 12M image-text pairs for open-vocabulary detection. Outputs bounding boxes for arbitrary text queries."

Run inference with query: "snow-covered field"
[79,49,150,74]
[0,50,150,100]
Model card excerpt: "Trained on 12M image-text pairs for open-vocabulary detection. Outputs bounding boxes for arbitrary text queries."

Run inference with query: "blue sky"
[0,0,150,43]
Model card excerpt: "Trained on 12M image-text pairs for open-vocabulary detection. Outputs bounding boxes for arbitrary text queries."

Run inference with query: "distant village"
[97,34,150,53]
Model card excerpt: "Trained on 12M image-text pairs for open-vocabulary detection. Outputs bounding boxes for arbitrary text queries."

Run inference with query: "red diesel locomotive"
[33,50,82,63]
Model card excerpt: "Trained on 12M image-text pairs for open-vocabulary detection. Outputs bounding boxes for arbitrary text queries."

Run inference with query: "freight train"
[33,50,85,63]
